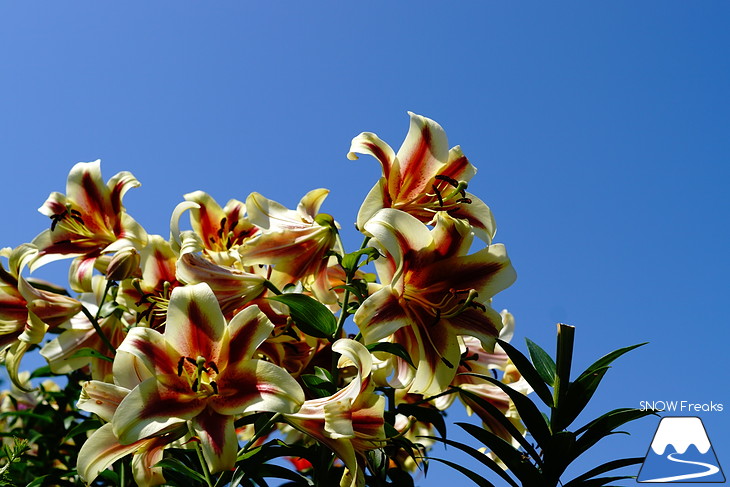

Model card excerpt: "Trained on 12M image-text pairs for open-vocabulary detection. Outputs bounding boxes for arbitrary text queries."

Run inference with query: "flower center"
[177,355,220,397]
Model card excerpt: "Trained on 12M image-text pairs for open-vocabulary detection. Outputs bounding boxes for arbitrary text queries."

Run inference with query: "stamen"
[210,381,218,395]
[208,362,219,374]
[177,357,185,376]
[432,184,444,208]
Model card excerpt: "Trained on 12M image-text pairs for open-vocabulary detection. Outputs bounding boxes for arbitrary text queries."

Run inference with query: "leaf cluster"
[428,324,656,487]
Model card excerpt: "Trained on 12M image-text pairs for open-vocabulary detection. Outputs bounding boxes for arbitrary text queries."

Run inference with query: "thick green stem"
[188,423,214,487]
[81,306,116,355]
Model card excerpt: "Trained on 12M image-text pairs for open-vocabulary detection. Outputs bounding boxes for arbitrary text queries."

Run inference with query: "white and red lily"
[0,245,81,390]
[76,380,184,486]
[285,339,386,487]
[348,112,496,243]
[110,283,304,472]
[31,160,147,292]
[238,190,342,304]
[354,209,516,397]
[171,191,258,267]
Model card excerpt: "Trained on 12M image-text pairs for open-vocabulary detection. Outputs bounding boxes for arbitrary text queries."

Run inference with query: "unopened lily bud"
[106,248,140,281]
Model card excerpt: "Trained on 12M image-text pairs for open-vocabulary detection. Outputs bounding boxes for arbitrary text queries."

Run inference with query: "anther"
[192,378,199,392]
[210,381,218,395]
[208,362,219,374]
[177,357,185,376]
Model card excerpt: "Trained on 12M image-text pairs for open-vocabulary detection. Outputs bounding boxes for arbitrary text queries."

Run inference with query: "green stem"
[188,423,214,487]
[237,412,282,455]
[331,235,371,378]
[81,306,116,355]
[263,280,283,295]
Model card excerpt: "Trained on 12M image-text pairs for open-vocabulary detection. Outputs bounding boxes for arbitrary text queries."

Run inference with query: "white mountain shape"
[651,417,712,455]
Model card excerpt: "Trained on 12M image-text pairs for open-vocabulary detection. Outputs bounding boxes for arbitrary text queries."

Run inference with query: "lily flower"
[238,190,342,304]
[110,283,305,472]
[30,160,147,292]
[171,191,258,267]
[76,380,184,486]
[284,339,386,487]
[0,245,81,390]
[348,112,496,243]
[354,209,516,397]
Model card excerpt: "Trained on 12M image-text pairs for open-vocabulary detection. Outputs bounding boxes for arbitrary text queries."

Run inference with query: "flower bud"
[106,248,141,281]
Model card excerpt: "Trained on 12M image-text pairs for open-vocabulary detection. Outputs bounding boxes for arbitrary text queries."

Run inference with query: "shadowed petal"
[77,380,130,422]
[116,327,177,388]
[113,375,203,444]
[211,359,304,416]
[77,423,147,484]
[354,286,413,345]
[192,407,237,473]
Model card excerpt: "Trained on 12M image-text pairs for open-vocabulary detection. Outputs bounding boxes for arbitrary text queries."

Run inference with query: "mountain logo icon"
[638,416,725,483]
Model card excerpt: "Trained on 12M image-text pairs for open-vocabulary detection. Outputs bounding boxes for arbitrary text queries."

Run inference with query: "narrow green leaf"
[566,475,636,487]
[301,374,337,398]
[254,463,315,486]
[29,365,56,379]
[63,418,102,441]
[559,366,610,429]
[526,337,556,386]
[574,408,657,458]
[456,387,542,465]
[458,422,545,485]
[574,343,647,384]
[396,404,446,439]
[497,338,554,407]
[367,342,416,369]
[268,294,337,340]
[553,323,575,411]
[154,458,208,484]
[70,347,114,363]
[461,373,552,449]
[564,457,645,486]
[425,435,520,487]
[428,457,500,487]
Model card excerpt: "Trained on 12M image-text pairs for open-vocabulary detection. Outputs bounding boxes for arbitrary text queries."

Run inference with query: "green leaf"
[301,373,337,398]
[70,347,114,363]
[63,418,102,441]
[559,366,610,429]
[456,387,542,465]
[154,457,208,484]
[573,408,657,458]
[566,475,636,487]
[497,338,554,407]
[367,342,416,369]
[526,337,556,386]
[428,457,500,487]
[574,343,647,384]
[564,457,645,487]
[396,404,446,439]
[461,373,552,449]
[553,323,575,411]
[29,365,57,379]
[268,293,338,340]
[426,435,519,487]
[340,247,380,272]
[253,463,315,486]
[457,422,544,485]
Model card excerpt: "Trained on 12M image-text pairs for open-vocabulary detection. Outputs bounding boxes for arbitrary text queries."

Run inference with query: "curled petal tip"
[346,152,360,160]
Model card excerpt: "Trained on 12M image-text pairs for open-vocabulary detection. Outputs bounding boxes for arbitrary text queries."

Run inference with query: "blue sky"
[2,2,728,485]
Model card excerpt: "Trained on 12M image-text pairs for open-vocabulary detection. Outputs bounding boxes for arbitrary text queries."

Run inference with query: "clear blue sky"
[2,2,728,485]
